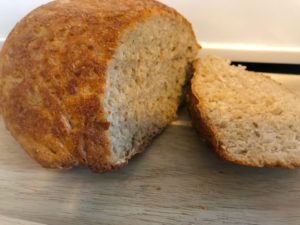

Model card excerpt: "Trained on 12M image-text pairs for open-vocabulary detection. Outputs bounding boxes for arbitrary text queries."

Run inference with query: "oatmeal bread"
[0,0,199,172]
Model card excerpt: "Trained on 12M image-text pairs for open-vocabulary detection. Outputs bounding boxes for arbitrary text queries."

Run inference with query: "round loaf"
[0,0,199,172]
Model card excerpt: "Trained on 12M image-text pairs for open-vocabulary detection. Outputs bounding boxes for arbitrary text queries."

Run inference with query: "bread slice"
[188,55,300,168]
[0,0,200,172]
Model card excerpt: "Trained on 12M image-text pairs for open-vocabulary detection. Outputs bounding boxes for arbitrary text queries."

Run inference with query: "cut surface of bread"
[105,15,198,166]
[0,0,199,172]
[188,55,300,168]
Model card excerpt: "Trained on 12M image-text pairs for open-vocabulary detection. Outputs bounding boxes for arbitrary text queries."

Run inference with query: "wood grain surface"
[0,74,300,225]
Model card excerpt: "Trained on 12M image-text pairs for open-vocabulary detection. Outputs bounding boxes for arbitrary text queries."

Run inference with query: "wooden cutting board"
[0,74,300,225]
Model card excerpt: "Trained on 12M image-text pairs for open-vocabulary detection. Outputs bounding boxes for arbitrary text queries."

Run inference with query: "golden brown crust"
[187,60,300,169]
[0,0,196,172]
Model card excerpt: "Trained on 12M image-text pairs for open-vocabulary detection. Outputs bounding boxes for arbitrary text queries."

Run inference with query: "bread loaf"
[0,0,200,172]
[188,55,300,168]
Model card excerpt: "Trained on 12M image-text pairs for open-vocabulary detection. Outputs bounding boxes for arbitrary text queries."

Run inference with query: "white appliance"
[0,0,299,64]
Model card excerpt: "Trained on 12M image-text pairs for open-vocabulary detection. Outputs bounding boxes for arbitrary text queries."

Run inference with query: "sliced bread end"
[188,55,300,168]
